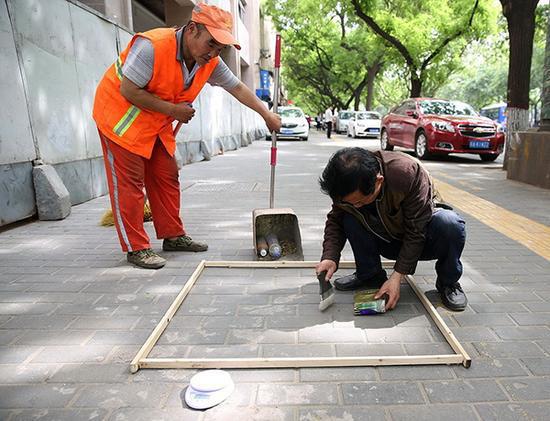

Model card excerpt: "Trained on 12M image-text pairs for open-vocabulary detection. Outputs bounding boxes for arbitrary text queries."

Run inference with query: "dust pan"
[252,34,303,261]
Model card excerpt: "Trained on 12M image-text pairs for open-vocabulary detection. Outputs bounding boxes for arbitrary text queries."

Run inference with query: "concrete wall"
[0,0,268,227]
[506,130,550,189]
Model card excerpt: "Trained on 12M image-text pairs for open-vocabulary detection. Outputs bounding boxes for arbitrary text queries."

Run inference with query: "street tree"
[499,0,540,166]
[264,0,386,113]
[349,0,495,97]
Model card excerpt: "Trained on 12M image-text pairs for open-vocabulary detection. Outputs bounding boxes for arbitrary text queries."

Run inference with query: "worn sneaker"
[127,248,166,269]
[162,235,208,252]
[436,281,467,311]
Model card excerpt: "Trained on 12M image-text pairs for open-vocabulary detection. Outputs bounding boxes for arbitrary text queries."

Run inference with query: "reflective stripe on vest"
[113,105,141,136]
[115,57,123,81]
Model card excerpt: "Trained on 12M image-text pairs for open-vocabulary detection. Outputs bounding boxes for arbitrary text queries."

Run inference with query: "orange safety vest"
[93,28,219,158]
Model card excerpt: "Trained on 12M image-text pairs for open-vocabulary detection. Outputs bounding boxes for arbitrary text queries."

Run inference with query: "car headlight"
[496,123,505,133]
[432,121,455,133]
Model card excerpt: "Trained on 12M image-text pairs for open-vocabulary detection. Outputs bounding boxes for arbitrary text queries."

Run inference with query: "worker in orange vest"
[93,3,281,269]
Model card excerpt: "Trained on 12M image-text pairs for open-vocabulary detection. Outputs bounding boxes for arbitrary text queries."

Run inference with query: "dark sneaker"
[127,248,166,269]
[334,270,388,291]
[162,235,208,252]
[437,281,468,311]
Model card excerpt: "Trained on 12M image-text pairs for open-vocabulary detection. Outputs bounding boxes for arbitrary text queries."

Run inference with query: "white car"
[348,111,382,138]
[274,106,309,141]
[335,110,354,134]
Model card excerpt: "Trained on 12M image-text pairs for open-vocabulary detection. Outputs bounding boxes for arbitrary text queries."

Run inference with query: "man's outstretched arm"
[227,82,281,132]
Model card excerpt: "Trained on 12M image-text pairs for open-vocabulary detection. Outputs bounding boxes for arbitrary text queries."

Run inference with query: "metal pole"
[269,34,281,209]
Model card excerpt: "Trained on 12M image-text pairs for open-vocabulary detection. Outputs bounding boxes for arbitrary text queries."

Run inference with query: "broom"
[100,121,183,227]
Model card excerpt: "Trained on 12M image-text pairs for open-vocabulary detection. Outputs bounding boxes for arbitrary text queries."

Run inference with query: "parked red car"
[381,98,505,161]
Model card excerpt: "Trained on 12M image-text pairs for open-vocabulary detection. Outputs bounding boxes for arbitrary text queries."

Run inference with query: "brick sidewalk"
[1,131,549,420]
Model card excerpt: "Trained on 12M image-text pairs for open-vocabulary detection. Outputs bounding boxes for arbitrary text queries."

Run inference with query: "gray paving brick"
[299,407,385,421]
[69,316,140,329]
[200,315,264,329]
[298,326,366,343]
[470,303,529,313]
[266,315,331,329]
[9,409,108,420]
[31,345,114,363]
[226,328,296,344]
[238,304,297,316]
[378,365,455,380]
[158,328,227,345]
[15,330,92,346]
[178,301,237,316]
[0,346,41,364]
[0,303,58,315]
[451,326,499,341]
[257,383,338,405]
[187,344,259,358]
[453,313,516,326]
[205,405,295,421]
[262,344,334,358]
[0,384,77,408]
[131,368,197,383]
[475,402,550,420]
[336,343,406,357]
[0,364,57,384]
[71,383,172,409]
[109,408,201,421]
[535,339,550,353]
[473,341,546,358]
[403,342,454,355]
[0,329,22,345]
[501,377,550,401]
[300,367,376,382]
[492,326,550,340]
[486,292,542,302]
[47,363,129,383]
[86,330,151,345]
[423,379,508,403]
[454,358,528,378]
[366,326,433,343]
[509,312,550,326]
[389,404,478,421]
[521,357,550,376]
[342,381,425,405]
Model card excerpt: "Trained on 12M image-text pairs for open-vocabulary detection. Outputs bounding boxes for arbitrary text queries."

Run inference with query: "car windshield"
[419,100,478,116]
[357,112,380,120]
[339,112,354,120]
[279,108,303,118]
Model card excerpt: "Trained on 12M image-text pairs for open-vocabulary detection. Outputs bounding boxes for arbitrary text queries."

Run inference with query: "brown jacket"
[321,150,435,274]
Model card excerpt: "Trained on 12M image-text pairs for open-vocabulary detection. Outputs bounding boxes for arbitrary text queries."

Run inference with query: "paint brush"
[317,270,335,311]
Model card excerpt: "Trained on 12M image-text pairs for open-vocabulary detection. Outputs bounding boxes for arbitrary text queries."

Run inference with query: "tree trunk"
[411,73,422,97]
[501,0,539,168]
[365,60,382,110]
[539,13,550,131]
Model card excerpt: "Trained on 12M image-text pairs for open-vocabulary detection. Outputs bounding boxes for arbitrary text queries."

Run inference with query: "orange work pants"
[99,130,185,252]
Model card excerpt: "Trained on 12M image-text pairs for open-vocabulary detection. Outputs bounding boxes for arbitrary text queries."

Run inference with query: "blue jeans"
[343,209,466,286]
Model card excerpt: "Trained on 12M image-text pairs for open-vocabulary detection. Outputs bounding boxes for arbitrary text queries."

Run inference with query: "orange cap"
[192,3,241,50]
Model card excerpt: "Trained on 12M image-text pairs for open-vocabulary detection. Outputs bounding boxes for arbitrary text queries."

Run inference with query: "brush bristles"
[318,294,335,311]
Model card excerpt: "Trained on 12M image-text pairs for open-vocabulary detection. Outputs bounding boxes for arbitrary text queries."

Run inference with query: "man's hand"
[315,259,337,281]
[170,102,195,123]
[264,111,282,133]
[374,271,404,310]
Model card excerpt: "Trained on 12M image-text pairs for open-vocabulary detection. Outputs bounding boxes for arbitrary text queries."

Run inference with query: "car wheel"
[415,131,431,159]
[479,153,499,162]
[302,136,308,141]
[380,129,394,151]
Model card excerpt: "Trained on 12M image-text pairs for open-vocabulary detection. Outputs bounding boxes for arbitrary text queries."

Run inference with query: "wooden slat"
[406,274,471,368]
[130,260,206,373]
[139,354,464,369]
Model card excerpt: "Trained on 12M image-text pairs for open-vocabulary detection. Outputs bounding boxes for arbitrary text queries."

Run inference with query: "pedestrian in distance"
[316,147,468,311]
[93,2,281,269]
[324,106,334,139]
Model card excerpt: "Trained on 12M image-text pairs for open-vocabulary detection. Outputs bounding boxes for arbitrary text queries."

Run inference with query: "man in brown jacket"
[316,147,467,311]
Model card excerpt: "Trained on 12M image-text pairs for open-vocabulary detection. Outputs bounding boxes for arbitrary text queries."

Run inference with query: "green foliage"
[263,0,385,115]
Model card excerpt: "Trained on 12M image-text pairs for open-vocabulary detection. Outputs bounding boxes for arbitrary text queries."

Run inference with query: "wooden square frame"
[130,260,471,373]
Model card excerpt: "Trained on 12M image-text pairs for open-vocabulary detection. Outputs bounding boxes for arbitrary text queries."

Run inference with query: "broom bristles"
[99,202,153,226]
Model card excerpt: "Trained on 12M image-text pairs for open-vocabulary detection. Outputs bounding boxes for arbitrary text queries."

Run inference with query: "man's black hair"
[319,147,380,201]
